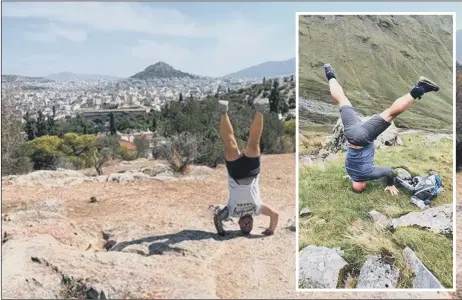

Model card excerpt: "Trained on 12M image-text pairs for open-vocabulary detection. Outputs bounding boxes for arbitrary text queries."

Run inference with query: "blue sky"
[2,2,461,78]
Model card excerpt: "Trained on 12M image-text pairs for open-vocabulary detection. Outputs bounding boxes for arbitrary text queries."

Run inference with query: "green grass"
[298,15,453,132]
[298,134,453,288]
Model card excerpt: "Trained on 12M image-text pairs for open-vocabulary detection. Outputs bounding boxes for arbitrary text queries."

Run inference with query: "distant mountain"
[46,72,121,82]
[2,74,53,83]
[223,58,295,79]
[130,62,198,80]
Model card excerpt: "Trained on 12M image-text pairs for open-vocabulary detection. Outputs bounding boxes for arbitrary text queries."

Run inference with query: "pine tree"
[263,77,266,84]
[151,117,157,132]
[24,112,35,141]
[179,93,183,102]
[36,110,47,137]
[268,80,280,113]
[109,113,116,135]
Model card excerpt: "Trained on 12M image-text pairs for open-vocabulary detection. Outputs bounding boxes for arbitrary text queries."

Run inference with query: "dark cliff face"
[299,15,453,132]
[130,62,198,80]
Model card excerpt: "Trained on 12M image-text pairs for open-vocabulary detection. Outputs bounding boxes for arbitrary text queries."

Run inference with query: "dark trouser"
[226,154,260,180]
[340,105,391,146]
[341,105,394,185]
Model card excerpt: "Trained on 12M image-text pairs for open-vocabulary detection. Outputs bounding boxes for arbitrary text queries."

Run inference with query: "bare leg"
[379,93,415,123]
[244,111,264,158]
[329,78,352,108]
[220,113,241,161]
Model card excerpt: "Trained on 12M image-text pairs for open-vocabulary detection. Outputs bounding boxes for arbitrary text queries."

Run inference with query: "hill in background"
[224,58,295,78]
[130,61,199,80]
[299,15,453,132]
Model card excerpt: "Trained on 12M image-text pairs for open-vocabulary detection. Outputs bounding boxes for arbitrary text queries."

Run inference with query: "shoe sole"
[418,76,440,92]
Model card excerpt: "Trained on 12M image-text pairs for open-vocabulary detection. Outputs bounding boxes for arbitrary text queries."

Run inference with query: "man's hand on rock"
[385,185,399,196]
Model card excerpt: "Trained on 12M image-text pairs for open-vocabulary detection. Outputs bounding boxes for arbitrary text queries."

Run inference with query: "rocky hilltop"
[299,15,453,132]
[130,62,199,80]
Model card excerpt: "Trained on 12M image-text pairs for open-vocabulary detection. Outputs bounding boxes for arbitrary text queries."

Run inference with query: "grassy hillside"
[299,15,453,132]
[299,134,453,288]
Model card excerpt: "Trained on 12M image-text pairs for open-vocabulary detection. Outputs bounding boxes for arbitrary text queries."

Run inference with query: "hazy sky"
[2,2,461,77]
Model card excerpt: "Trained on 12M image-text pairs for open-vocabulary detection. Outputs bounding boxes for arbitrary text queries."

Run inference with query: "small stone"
[300,207,312,218]
[367,210,390,227]
[357,255,400,288]
[90,197,97,203]
[285,217,296,231]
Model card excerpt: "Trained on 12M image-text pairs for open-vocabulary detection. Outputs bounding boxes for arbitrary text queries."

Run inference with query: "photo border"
[295,11,456,293]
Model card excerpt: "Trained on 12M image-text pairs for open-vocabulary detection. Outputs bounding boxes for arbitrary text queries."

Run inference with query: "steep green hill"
[299,15,453,132]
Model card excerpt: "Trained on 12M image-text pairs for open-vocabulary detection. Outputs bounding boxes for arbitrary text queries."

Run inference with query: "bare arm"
[260,203,279,235]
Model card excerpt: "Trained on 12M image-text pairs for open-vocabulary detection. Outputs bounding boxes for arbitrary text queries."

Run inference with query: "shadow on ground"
[109,229,265,255]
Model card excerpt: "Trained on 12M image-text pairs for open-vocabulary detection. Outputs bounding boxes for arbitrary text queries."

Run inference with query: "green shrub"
[284,119,296,136]
[119,147,137,161]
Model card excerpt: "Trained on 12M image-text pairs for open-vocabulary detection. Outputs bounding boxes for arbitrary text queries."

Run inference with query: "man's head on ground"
[238,214,253,234]
[352,181,366,193]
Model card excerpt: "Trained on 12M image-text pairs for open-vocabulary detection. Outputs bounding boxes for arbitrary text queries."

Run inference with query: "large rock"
[356,255,400,288]
[3,169,106,188]
[106,172,155,183]
[390,204,453,235]
[3,210,100,251]
[324,117,400,154]
[2,235,215,299]
[299,246,348,289]
[403,247,444,288]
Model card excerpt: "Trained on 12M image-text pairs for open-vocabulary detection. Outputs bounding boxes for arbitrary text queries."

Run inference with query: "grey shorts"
[340,105,391,146]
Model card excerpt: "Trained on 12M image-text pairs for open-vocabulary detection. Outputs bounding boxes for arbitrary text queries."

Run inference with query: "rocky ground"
[2,153,460,299]
[2,154,299,299]
[298,116,456,291]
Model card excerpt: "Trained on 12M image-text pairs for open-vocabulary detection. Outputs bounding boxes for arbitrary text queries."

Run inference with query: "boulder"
[324,117,400,154]
[403,247,444,288]
[106,172,154,183]
[356,255,400,288]
[390,204,453,235]
[299,246,348,289]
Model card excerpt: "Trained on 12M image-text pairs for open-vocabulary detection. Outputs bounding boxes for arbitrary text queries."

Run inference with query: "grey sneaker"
[253,98,270,113]
[218,100,228,114]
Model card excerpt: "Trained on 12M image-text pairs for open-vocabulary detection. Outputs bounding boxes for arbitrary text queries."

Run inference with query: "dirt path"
[1,155,459,298]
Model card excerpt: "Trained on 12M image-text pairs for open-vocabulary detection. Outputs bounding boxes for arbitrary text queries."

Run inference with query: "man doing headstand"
[324,63,440,195]
[213,99,279,236]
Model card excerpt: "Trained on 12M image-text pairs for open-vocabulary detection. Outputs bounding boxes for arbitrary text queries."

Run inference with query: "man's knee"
[379,111,393,123]
[244,145,260,158]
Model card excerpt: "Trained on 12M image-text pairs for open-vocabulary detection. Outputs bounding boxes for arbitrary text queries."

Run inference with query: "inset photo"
[297,13,454,290]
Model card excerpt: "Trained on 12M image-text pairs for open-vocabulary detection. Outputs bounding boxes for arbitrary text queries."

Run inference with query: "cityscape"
[1,61,279,122]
